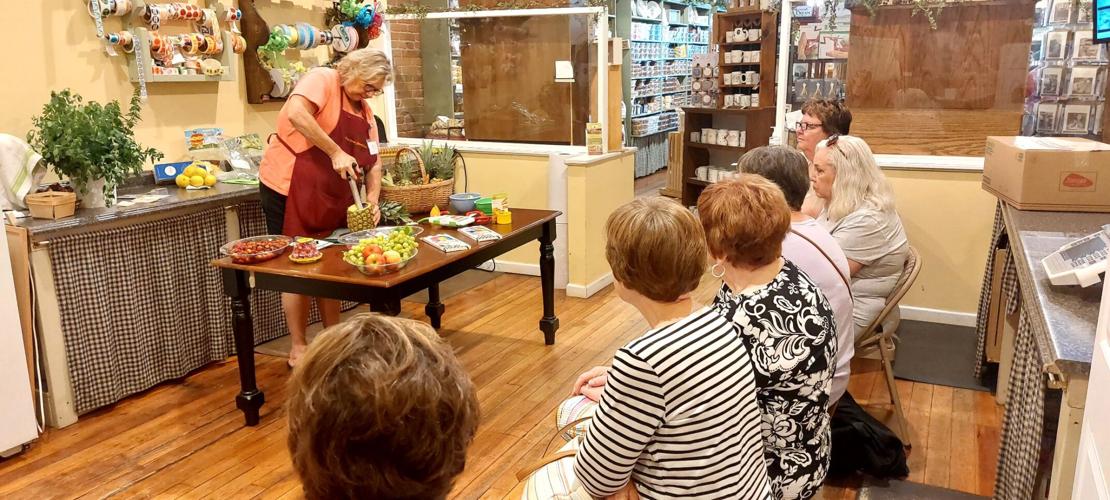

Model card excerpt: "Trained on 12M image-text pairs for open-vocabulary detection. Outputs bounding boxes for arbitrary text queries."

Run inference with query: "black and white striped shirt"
[574,307,772,499]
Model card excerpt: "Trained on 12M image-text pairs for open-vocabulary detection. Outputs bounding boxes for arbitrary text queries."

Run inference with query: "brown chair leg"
[879,334,912,449]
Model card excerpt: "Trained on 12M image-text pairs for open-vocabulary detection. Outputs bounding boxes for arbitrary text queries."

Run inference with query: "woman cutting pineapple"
[258,48,392,367]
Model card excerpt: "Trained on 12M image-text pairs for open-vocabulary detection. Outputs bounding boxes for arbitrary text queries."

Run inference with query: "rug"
[857,479,987,499]
[892,320,991,392]
[254,270,501,357]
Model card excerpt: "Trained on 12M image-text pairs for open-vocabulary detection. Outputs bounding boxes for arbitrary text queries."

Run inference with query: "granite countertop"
[1003,205,1109,376]
[12,180,260,242]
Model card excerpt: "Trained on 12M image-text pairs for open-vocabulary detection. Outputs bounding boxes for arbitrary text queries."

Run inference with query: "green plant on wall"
[837,0,956,30]
[27,89,163,205]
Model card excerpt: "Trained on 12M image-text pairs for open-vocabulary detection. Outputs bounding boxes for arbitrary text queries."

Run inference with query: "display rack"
[787,4,848,108]
[127,27,238,82]
[616,0,717,177]
[1022,0,1105,138]
[678,8,777,206]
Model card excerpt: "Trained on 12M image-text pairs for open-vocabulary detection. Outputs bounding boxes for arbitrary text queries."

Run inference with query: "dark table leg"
[539,220,560,345]
[223,268,265,426]
[426,282,445,329]
[372,294,403,317]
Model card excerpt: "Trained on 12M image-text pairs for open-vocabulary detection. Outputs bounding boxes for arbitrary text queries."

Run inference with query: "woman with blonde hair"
[810,134,909,342]
[258,48,393,367]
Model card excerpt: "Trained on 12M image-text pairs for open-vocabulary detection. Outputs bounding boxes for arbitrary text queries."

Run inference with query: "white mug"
[704,129,717,144]
[724,52,733,64]
[723,73,733,85]
[691,131,701,142]
[716,131,728,145]
[747,71,758,84]
[751,93,760,107]
[696,166,709,180]
[739,131,747,147]
[732,50,742,62]
[724,94,734,107]
[708,168,720,182]
[725,30,735,43]
[739,94,751,108]
[734,28,745,42]
[748,28,760,42]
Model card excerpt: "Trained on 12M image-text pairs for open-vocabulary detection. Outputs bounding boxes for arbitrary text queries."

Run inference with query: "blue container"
[448,192,481,214]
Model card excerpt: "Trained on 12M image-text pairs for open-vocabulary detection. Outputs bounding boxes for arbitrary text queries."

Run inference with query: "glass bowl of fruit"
[221,235,293,264]
[338,226,424,247]
[341,226,421,276]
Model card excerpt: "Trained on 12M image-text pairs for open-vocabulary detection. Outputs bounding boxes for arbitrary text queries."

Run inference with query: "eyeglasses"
[796,121,823,132]
[363,83,383,97]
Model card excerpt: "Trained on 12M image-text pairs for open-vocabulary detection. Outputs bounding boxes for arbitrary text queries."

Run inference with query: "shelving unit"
[117,1,242,86]
[679,8,778,205]
[617,0,717,177]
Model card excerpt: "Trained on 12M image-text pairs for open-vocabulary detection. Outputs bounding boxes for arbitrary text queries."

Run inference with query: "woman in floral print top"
[699,176,836,499]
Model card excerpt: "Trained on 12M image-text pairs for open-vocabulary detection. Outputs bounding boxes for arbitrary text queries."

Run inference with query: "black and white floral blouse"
[712,259,836,500]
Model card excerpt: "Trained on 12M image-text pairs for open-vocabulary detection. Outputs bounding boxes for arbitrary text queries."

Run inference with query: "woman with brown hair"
[700,176,837,500]
[796,99,852,217]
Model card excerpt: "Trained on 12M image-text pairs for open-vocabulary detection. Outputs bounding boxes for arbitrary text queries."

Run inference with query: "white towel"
[0,134,46,210]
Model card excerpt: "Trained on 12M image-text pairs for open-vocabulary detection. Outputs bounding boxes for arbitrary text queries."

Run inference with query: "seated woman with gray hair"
[809,135,909,345]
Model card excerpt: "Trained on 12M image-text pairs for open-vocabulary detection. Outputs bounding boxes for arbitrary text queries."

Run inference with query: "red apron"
[275,86,377,238]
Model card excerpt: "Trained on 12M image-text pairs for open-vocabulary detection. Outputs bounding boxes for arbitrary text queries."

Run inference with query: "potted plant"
[27,89,163,208]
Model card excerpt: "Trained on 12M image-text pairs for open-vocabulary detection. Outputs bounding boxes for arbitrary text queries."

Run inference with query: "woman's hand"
[572,365,609,401]
[331,150,360,180]
[605,482,640,500]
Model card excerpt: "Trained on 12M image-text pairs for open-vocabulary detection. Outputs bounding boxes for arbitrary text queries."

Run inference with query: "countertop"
[11,181,260,242]
[1003,205,1109,376]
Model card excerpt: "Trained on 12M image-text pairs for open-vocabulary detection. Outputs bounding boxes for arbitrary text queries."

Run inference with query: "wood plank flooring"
[0,273,1002,499]
[634,169,668,198]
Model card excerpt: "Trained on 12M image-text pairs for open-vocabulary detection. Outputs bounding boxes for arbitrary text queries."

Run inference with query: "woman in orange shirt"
[258,48,391,367]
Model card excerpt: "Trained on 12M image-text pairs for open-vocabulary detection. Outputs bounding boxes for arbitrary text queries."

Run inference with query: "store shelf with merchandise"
[1024,11,1108,139]
[621,0,716,177]
[678,8,778,205]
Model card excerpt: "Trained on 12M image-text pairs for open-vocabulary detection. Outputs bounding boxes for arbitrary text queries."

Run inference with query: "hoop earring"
[711,263,725,279]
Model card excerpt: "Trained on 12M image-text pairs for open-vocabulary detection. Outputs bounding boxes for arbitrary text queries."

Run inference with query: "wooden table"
[212,208,561,425]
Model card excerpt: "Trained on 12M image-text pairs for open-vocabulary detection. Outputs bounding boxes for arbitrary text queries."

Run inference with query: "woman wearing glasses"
[811,135,909,349]
[796,100,852,217]
[258,48,392,367]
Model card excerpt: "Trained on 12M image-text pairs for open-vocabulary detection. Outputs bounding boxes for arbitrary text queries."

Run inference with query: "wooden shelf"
[720,62,761,67]
[682,106,772,114]
[686,141,747,152]
[687,177,710,186]
[719,41,763,47]
[719,8,762,17]
[721,84,760,89]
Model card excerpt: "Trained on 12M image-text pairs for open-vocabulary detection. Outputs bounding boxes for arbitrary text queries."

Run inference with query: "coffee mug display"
[696,166,709,180]
[739,95,751,107]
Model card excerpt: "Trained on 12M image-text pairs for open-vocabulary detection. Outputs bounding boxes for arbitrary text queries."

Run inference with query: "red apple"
[366,253,382,265]
[367,244,384,255]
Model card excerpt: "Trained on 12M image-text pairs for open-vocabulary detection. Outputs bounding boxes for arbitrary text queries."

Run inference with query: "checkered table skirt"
[50,207,235,415]
[994,309,1046,500]
[50,200,361,415]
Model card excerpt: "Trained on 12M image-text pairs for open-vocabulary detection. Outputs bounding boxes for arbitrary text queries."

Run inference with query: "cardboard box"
[982,136,1110,212]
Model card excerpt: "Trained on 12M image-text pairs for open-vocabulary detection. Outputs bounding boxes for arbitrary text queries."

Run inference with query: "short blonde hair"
[336,48,394,87]
[817,135,896,222]
[605,197,708,302]
[697,175,791,268]
[287,313,478,500]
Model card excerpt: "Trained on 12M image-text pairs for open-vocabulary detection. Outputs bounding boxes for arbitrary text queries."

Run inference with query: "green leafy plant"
[417,141,457,182]
[27,89,163,205]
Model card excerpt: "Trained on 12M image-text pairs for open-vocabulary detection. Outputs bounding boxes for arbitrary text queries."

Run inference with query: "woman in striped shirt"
[571,197,772,499]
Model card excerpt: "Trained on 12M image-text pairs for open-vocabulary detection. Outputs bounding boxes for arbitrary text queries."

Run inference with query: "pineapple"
[378,201,412,225]
[347,203,377,232]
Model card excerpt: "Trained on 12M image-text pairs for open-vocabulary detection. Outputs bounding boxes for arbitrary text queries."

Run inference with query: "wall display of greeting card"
[786,3,848,109]
[1023,0,1107,138]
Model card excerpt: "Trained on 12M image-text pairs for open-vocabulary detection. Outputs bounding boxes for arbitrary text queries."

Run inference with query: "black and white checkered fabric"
[236,200,360,344]
[50,207,233,414]
[974,202,1008,377]
[993,309,1046,500]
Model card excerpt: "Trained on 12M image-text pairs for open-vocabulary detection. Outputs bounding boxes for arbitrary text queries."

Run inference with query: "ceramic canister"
[691,131,701,142]
[751,93,760,107]
[739,94,751,108]
[748,27,760,41]
[703,128,717,144]
[725,30,735,43]
[724,52,733,64]
[726,130,740,147]
[696,166,709,180]
[716,130,729,145]
[734,28,745,42]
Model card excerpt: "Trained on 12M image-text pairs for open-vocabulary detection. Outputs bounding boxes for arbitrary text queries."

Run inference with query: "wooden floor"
[0,273,1001,499]
[634,169,668,198]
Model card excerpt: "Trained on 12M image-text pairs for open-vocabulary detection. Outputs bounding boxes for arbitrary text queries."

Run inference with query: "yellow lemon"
[204,174,217,187]
[175,174,190,188]
[189,175,205,187]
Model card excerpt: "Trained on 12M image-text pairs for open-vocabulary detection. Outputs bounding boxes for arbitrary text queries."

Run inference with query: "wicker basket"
[381,147,452,214]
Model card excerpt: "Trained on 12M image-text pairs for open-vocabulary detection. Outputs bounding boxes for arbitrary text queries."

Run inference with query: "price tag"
[367,141,380,156]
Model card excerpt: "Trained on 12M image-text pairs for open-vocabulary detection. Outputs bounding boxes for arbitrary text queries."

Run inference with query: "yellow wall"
[884,169,996,315]
[452,152,549,266]
[1,1,381,163]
